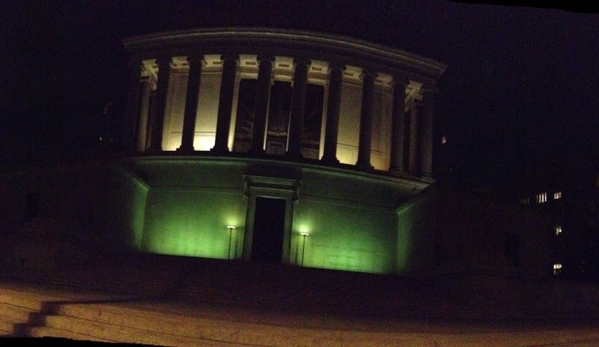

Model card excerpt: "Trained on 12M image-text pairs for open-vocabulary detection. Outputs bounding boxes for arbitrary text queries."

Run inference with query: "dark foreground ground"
[1,253,598,346]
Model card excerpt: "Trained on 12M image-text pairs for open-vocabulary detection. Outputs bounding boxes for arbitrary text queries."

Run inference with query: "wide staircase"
[0,250,486,345]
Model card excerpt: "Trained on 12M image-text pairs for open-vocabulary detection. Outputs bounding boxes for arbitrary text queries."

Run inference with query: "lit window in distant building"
[520,197,530,205]
[555,225,562,235]
[536,192,547,204]
[553,263,562,275]
[554,191,562,200]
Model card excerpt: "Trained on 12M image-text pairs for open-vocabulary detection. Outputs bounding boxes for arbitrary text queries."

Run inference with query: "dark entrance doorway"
[251,197,286,263]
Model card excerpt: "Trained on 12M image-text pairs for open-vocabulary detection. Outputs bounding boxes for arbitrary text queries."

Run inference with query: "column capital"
[360,68,378,79]
[327,62,346,71]
[220,54,240,62]
[155,56,173,66]
[391,75,410,87]
[257,55,276,63]
[293,57,311,66]
[186,54,206,66]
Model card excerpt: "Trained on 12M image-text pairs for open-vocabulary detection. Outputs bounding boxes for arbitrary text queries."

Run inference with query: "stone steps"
[0,303,33,322]
[10,301,334,346]
[6,252,486,321]
[7,258,597,346]
[174,260,474,319]
[14,324,112,343]
[0,316,16,335]
[0,290,46,337]
[19,300,416,347]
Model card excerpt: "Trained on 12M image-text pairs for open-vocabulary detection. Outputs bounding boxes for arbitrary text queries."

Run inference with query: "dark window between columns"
[266,82,292,155]
[233,79,257,153]
[233,79,323,159]
[302,84,324,160]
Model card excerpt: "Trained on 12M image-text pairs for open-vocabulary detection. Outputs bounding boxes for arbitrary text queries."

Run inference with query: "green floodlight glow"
[293,199,397,274]
[142,189,246,259]
[126,157,433,275]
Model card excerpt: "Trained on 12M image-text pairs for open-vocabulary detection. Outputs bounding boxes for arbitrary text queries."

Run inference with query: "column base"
[388,167,406,176]
[146,147,163,155]
[176,146,195,154]
[210,146,230,155]
[355,160,374,171]
[284,151,304,161]
[320,156,340,165]
[248,148,266,157]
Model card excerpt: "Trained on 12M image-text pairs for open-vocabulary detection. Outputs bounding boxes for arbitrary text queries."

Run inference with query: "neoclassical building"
[112,28,446,275]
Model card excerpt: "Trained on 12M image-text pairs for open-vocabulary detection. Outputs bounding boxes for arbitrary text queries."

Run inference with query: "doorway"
[251,197,286,263]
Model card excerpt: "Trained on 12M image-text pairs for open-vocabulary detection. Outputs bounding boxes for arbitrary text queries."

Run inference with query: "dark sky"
[1,0,598,188]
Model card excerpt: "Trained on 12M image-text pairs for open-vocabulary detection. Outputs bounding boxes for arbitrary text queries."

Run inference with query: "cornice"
[123,27,447,80]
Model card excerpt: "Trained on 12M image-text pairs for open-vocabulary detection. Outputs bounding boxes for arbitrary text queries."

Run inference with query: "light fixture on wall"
[226,225,236,259]
[300,231,309,266]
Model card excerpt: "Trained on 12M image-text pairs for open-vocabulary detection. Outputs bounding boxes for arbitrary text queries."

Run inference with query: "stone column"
[286,58,311,159]
[321,63,345,164]
[147,56,172,154]
[178,55,205,153]
[420,84,437,178]
[122,57,142,153]
[136,77,152,152]
[250,55,275,155]
[212,54,239,154]
[356,69,377,170]
[408,101,420,175]
[145,91,156,150]
[389,77,408,172]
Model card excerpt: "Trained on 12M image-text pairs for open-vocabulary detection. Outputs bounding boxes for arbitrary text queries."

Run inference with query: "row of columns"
[123,54,436,177]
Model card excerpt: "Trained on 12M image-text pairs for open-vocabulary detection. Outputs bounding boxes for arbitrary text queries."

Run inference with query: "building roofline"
[123,27,447,80]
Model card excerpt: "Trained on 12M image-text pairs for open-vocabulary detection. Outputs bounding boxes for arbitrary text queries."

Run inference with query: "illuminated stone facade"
[116,28,446,275]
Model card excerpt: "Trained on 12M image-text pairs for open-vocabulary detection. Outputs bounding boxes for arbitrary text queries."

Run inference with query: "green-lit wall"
[292,198,397,274]
[114,157,431,275]
[396,187,435,274]
[103,165,149,249]
[142,189,246,258]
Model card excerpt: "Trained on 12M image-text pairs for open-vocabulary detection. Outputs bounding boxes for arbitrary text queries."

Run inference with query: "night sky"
[1,0,598,188]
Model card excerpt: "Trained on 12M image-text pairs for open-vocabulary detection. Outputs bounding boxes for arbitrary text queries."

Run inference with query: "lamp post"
[300,232,309,266]
[226,225,236,259]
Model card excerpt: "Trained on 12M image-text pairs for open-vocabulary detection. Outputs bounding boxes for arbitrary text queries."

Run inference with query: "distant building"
[518,159,599,281]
